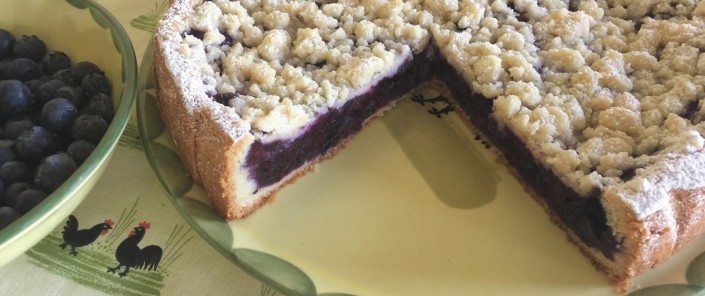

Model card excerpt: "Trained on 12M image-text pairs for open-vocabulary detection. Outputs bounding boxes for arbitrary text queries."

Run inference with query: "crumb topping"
[171,0,705,196]
[434,0,705,195]
[178,0,431,136]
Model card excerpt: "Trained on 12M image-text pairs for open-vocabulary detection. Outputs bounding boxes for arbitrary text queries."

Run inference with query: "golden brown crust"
[615,188,705,288]
[153,37,201,183]
[192,108,242,219]
[671,188,705,250]
[155,32,249,219]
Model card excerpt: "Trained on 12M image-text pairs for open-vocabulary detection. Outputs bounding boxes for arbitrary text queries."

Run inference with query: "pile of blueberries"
[0,29,114,230]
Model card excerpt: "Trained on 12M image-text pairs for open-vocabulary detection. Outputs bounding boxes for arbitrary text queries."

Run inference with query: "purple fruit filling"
[213,92,236,106]
[224,45,619,260]
[244,48,436,189]
[435,54,619,260]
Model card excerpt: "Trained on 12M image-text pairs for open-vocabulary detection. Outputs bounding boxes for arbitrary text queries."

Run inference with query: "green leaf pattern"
[687,252,705,286]
[130,0,169,32]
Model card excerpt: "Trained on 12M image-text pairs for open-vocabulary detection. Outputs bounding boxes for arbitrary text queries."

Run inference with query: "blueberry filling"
[435,54,619,259]
[212,92,236,106]
[682,100,699,121]
[245,49,436,189]
[620,168,637,182]
[219,30,234,48]
[507,2,528,22]
[184,29,206,40]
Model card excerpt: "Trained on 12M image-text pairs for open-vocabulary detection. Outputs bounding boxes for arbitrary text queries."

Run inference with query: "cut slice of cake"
[154,0,705,289]
[154,0,435,218]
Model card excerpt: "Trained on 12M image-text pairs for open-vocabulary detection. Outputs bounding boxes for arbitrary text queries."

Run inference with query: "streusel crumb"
[179,0,430,136]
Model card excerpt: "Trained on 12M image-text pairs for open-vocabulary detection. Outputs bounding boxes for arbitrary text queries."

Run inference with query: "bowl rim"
[0,0,137,247]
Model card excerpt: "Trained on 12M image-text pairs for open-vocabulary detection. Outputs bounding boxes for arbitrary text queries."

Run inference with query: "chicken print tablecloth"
[0,1,272,295]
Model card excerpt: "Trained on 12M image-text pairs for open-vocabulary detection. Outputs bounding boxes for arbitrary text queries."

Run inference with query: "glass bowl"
[0,0,136,266]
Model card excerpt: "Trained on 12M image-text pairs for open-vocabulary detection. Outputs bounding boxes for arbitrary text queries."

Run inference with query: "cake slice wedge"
[154,0,434,218]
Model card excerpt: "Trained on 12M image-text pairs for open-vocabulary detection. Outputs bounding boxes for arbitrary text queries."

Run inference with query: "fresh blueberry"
[71,61,102,85]
[35,153,77,191]
[0,58,40,81]
[53,132,72,152]
[0,140,13,149]
[15,188,47,214]
[35,79,64,105]
[67,140,94,164]
[3,118,33,139]
[0,161,31,185]
[0,207,20,230]
[83,94,114,121]
[42,98,77,132]
[5,182,30,207]
[52,68,73,86]
[41,51,71,74]
[55,86,84,107]
[0,60,9,74]
[0,146,15,167]
[16,126,56,163]
[0,29,15,60]
[71,114,108,144]
[24,79,43,95]
[13,35,46,62]
[0,80,33,118]
[81,73,110,97]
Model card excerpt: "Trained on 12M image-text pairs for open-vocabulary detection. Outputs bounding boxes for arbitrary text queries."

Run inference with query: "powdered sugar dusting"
[434,0,705,199]
[156,0,250,137]
[157,0,705,222]
[611,152,705,218]
[177,0,431,136]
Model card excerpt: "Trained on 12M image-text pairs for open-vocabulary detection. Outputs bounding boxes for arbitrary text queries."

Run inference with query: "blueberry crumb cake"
[155,0,705,288]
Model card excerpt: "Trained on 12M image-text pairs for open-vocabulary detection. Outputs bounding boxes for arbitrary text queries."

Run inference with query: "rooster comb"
[105,219,114,226]
[139,221,150,229]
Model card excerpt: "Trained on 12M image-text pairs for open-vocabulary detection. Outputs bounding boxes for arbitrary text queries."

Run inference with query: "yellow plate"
[137,45,705,296]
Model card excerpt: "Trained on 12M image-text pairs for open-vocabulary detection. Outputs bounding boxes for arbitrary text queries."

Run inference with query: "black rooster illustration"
[107,221,163,277]
[59,215,114,255]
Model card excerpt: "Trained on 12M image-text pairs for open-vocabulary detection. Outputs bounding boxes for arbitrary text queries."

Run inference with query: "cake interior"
[436,55,619,260]
[225,46,619,260]
[244,49,436,189]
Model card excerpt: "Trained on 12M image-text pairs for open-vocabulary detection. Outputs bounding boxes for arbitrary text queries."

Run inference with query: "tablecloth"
[0,1,273,295]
